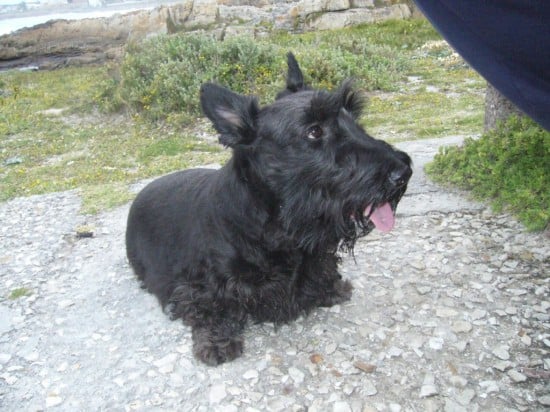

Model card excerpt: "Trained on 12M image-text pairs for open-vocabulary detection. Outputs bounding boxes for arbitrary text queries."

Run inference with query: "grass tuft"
[9,287,32,300]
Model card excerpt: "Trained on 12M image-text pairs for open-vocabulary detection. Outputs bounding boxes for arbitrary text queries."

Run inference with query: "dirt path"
[0,135,548,411]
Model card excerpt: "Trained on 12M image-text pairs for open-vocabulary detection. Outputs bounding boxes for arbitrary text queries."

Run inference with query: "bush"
[104,22,416,121]
[112,35,282,120]
[426,117,550,231]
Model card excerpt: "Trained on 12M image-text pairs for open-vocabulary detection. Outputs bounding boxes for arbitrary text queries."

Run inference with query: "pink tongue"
[364,202,395,233]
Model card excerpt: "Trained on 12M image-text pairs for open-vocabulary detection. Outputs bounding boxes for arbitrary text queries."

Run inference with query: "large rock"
[0,2,195,69]
[219,5,272,25]
[185,0,219,28]
[306,3,411,30]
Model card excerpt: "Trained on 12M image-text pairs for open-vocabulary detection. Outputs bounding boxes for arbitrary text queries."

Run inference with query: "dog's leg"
[295,254,353,310]
[191,321,245,366]
[168,283,247,366]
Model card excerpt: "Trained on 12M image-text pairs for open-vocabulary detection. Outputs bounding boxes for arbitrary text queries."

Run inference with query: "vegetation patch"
[9,287,32,300]
[106,23,420,121]
[426,117,550,231]
[1,18,487,215]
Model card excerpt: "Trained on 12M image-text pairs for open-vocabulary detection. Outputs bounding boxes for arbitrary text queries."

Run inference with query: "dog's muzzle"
[363,164,412,233]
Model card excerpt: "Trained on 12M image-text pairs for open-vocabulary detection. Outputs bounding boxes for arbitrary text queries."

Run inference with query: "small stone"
[444,399,467,412]
[508,288,528,296]
[362,379,377,396]
[436,307,458,318]
[248,391,263,402]
[75,225,95,238]
[417,286,432,295]
[480,273,493,283]
[5,156,23,165]
[454,341,468,353]
[325,342,338,354]
[330,305,341,313]
[505,306,517,315]
[493,360,512,372]
[492,346,510,360]
[387,346,403,358]
[538,395,550,406]
[209,383,226,403]
[333,401,352,412]
[310,354,324,364]
[342,383,354,396]
[419,373,438,398]
[479,380,499,393]
[456,388,475,405]
[226,386,241,396]
[470,309,487,320]
[56,362,68,372]
[410,260,426,270]
[243,369,259,380]
[520,335,532,346]
[58,299,74,309]
[46,395,63,408]
[168,373,184,387]
[419,384,438,398]
[449,375,468,388]
[153,353,177,374]
[451,321,472,333]
[507,369,527,383]
[389,403,402,412]
[23,352,39,362]
[113,377,125,387]
[288,367,305,384]
[266,396,289,411]
[353,361,376,374]
[1,374,17,385]
[0,354,11,364]
[428,337,444,350]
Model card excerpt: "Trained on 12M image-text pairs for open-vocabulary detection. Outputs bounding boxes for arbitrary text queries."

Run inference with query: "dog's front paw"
[320,279,353,307]
[192,328,244,366]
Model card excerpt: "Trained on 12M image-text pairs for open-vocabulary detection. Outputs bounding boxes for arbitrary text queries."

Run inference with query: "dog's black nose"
[389,166,412,187]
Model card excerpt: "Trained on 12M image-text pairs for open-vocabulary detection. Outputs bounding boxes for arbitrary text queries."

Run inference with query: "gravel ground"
[0,135,548,411]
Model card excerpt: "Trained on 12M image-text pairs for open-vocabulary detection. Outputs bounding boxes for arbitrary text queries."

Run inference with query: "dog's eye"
[306,125,323,140]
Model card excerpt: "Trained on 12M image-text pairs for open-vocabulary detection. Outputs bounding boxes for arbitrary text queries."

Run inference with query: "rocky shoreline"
[0,0,415,70]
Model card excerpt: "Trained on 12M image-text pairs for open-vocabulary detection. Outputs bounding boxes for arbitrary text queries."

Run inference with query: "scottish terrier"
[126,53,412,365]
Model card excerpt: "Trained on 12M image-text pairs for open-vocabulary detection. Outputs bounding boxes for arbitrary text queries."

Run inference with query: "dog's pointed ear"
[200,83,259,147]
[285,52,305,93]
[337,80,364,120]
[277,52,308,99]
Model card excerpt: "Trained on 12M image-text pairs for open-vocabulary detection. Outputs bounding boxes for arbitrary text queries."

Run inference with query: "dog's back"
[126,168,217,305]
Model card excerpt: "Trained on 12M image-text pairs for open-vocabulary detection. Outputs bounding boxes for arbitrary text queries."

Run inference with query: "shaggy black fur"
[126,53,412,366]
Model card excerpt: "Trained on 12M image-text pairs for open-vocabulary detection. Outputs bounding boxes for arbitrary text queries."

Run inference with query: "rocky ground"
[0,135,548,411]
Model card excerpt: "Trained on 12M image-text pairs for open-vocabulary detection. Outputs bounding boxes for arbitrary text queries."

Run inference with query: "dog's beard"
[277,175,408,253]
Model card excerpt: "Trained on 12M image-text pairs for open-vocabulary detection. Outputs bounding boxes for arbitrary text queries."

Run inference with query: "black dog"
[126,53,412,365]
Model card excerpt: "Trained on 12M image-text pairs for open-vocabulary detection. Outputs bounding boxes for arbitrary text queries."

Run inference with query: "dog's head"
[200,53,412,252]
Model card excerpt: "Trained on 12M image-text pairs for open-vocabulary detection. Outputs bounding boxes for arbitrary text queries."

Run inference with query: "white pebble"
[209,383,226,403]
[491,346,510,360]
[243,369,259,380]
[288,367,305,384]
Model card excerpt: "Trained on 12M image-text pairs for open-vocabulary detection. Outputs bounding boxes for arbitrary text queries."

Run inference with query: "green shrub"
[426,117,550,231]
[105,21,419,121]
[112,35,282,120]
